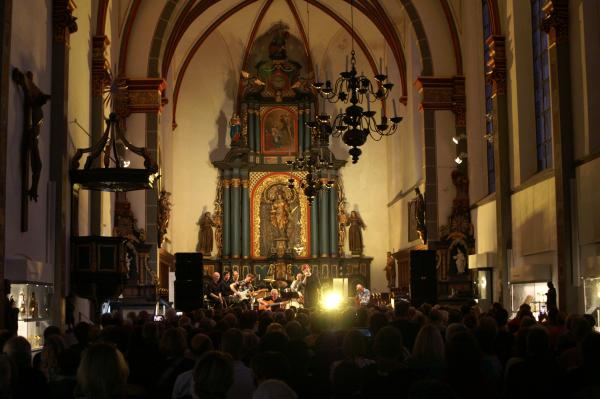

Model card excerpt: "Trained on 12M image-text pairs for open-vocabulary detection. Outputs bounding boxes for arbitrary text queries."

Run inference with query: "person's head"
[233,271,239,281]
[342,329,368,359]
[301,264,311,274]
[190,333,214,359]
[270,289,279,300]
[295,273,303,281]
[212,272,220,283]
[245,274,255,283]
[77,343,129,399]
[193,351,234,399]
[159,327,188,358]
[42,334,66,373]
[3,336,31,369]
[43,325,61,341]
[253,379,297,399]
[221,328,244,360]
[394,299,410,319]
[356,284,364,293]
[223,271,231,281]
[373,326,404,361]
[413,324,445,363]
[547,281,554,289]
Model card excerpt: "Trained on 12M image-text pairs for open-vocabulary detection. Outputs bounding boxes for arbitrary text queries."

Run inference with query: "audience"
[1,299,599,399]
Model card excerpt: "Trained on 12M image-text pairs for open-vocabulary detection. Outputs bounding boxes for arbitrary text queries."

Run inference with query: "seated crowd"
[1,300,599,399]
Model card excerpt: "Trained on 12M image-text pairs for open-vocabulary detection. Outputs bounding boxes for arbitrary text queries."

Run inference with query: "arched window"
[483,0,495,193]
[531,0,552,170]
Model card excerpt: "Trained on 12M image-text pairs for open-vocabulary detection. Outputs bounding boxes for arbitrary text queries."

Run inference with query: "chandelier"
[286,149,334,205]
[309,1,402,163]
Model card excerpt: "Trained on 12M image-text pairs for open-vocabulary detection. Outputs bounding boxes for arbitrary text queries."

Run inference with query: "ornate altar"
[209,24,372,291]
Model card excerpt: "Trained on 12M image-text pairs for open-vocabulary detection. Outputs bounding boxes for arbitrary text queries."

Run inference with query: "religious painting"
[260,106,298,155]
[448,238,469,276]
[251,173,310,258]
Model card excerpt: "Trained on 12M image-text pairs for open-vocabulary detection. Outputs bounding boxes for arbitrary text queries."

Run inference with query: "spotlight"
[454,152,467,165]
[321,291,343,310]
[452,134,466,145]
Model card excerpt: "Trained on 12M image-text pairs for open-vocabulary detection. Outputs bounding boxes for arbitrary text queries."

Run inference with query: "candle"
[379,57,383,74]
[316,64,319,81]
[346,55,349,71]
[392,99,397,117]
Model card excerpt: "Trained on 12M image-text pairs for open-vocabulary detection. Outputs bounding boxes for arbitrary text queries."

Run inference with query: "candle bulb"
[346,55,349,72]
[316,64,319,82]
[379,57,383,74]
[392,99,397,117]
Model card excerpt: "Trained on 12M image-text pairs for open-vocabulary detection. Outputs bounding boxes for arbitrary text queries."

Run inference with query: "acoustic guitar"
[258,299,289,311]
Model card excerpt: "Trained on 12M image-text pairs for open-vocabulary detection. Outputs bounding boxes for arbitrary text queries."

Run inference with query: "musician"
[206,272,224,308]
[220,271,233,296]
[232,270,240,284]
[301,264,320,309]
[356,284,371,306]
[290,273,305,299]
[258,289,285,311]
[230,273,255,297]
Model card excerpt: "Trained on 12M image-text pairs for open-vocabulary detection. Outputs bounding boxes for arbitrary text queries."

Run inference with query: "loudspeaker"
[174,280,203,312]
[410,250,438,307]
[175,252,203,281]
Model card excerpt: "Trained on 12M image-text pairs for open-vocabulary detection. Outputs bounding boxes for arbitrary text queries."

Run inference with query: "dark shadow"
[209,110,229,163]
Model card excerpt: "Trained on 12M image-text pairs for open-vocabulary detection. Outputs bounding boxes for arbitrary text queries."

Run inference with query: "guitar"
[258,299,289,311]
[236,288,268,301]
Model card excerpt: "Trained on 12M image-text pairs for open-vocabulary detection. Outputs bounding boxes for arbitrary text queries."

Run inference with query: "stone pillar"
[222,171,231,258]
[486,35,512,306]
[310,195,319,258]
[51,0,78,325]
[542,0,575,312]
[231,171,241,259]
[318,182,330,257]
[241,171,250,259]
[248,106,255,152]
[329,177,338,257]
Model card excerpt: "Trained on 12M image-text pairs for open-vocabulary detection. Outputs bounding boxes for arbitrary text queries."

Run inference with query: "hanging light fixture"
[309,0,402,163]
[286,147,335,206]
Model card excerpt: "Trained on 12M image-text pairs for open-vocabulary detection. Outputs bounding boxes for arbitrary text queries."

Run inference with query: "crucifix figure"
[12,68,51,231]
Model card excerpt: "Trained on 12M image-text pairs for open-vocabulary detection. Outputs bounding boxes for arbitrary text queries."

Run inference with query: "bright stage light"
[321,291,343,310]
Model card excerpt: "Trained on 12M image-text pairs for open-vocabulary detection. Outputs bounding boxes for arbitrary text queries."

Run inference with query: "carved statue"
[229,113,241,144]
[12,68,51,204]
[213,207,223,257]
[270,188,290,238]
[454,248,467,274]
[446,170,474,238]
[348,210,366,256]
[157,190,172,247]
[385,251,397,289]
[338,201,349,256]
[198,212,216,256]
[414,187,427,244]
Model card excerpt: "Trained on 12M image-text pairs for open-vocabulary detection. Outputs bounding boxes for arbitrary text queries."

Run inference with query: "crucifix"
[12,68,51,232]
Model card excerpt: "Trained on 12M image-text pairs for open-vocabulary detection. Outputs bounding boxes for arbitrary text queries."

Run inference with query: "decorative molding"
[542,0,569,44]
[414,76,465,127]
[52,0,78,44]
[222,179,231,188]
[486,35,506,95]
[91,35,110,96]
[231,178,241,188]
[114,78,168,118]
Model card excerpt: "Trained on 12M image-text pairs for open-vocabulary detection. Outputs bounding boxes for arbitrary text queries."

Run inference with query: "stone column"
[542,0,575,312]
[222,171,231,258]
[318,181,330,257]
[310,194,319,258]
[329,176,338,257]
[486,35,512,306]
[241,171,250,259]
[231,171,241,259]
[248,105,255,152]
[51,0,78,325]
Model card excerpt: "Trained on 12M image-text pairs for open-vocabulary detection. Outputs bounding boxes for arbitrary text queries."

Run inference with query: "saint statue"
[385,251,397,289]
[270,188,290,238]
[338,202,349,256]
[454,248,467,274]
[348,210,366,256]
[414,187,427,244]
[213,208,223,257]
[229,113,241,144]
[198,212,215,256]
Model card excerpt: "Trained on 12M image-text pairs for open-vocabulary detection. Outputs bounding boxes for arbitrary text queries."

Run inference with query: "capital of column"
[231,178,241,188]
[414,76,465,127]
[53,0,78,44]
[112,78,168,119]
[486,35,507,96]
[241,179,249,189]
[92,35,111,96]
[542,0,569,44]
[222,179,231,188]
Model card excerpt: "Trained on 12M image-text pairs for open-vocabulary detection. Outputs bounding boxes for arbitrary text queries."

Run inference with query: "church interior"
[1,1,600,396]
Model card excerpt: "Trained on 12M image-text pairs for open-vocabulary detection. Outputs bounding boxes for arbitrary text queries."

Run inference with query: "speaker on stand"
[174,252,203,312]
[410,250,438,307]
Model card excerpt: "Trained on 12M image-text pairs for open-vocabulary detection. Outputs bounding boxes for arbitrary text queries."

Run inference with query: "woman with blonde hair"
[76,343,129,399]
[408,324,445,380]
